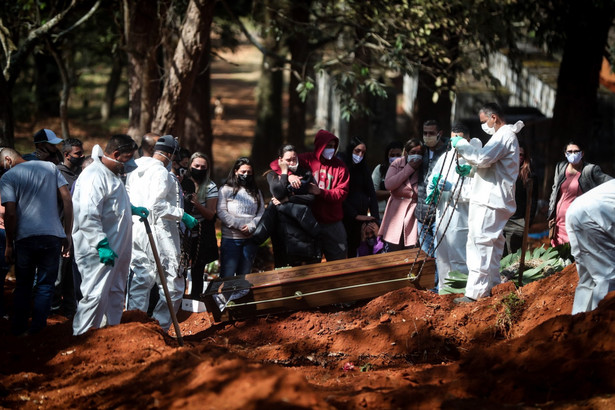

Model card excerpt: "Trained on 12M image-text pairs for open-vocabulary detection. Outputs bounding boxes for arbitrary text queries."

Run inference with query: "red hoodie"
[298,130,349,224]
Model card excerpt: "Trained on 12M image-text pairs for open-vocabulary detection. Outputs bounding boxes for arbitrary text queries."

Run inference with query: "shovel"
[141,217,184,347]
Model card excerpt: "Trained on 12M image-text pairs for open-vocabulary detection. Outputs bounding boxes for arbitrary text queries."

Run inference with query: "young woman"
[342,137,380,258]
[255,144,321,267]
[378,138,424,251]
[217,157,264,278]
[372,141,404,220]
[548,141,612,246]
[181,152,219,298]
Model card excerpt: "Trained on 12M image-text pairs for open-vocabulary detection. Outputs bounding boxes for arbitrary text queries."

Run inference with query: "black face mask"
[237,174,253,186]
[68,155,85,168]
[366,237,376,247]
[190,167,208,183]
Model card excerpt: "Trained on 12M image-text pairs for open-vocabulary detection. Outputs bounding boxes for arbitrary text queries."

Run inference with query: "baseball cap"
[154,135,179,155]
[33,129,63,145]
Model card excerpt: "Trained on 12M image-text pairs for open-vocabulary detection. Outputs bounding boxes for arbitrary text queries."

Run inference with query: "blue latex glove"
[97,238,118,266]
[451,136,464,148]
[131,205,149,220]
[426,174,443,205]
[182,212,199,229]
[456,164,472,177]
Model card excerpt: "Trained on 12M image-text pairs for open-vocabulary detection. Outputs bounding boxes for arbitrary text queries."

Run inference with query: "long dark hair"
[518,141,533,187]
[379,140,404,171]
[226,157,261,201]
[344,136,366,168]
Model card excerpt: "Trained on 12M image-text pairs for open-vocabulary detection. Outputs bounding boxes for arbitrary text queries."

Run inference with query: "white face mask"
[352,154,363,164]
[407,154,422,163]
[388,157,397,164]
[288,163,298,172]
[481,122,496,135]
[566,152,582,164]
[322,148,335,160]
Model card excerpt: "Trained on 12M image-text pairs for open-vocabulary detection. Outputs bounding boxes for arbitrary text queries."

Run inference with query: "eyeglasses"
[566,150,581,154]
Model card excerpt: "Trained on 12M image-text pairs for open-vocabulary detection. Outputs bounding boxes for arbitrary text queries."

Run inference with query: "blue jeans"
[219,238,258,279]
[12,235,62,334]
[418,220,439,291]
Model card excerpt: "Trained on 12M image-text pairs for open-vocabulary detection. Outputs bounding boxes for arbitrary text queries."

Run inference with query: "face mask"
[68,155,85,168]
[388,157,397,164]
[407,154,422,163]
[366,237,376,247]
[322,148,335,160]
[104,155,137,174]
[481,122,496,135]
[237,174,253,186]
[565,152,582,164]
[191,167,208,182]
[352,154,363,164]
[288,164,298,173]
[423,135,439,148]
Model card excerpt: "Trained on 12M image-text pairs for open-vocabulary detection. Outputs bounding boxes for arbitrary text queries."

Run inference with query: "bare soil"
[3,45,615,409]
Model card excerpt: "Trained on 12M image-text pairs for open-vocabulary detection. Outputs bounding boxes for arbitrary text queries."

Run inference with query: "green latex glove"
[426,174,442,205]
[131,205,149,220]
[97,238,118,266]
[451,136,464,148]
[182,212,199,229]
[456,164,472,177]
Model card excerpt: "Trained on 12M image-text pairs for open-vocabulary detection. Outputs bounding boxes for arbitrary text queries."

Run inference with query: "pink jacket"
[378,157,419,246]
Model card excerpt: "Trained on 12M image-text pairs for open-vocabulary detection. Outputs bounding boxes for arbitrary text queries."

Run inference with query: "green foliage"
[440,244,572,294]
[494,291,525,338]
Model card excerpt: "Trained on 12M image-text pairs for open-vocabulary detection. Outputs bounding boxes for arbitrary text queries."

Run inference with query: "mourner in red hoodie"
[299,130,350,261]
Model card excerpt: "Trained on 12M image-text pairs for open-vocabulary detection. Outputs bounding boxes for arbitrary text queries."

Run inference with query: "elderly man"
[126,135,197,331]
[0,147,72,335]
[451,103,523,303]
[72,134,147,335]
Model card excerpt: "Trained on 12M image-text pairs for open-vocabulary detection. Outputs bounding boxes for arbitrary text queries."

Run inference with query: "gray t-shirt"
[0,161,68,240]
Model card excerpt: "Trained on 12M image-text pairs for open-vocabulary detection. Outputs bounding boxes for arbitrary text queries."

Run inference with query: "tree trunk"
[123,0,163,140]
[548,1,615,179]
[34,53,61,118]
[183,37,214,164]
[412,69,453,137]
[286,0,312,152]
[0,76,15,147]
[47,41,71,139]
[101,52,123,121]
[151,0,215,138]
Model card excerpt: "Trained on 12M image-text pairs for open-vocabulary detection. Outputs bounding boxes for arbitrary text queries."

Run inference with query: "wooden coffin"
[201,249,435,322]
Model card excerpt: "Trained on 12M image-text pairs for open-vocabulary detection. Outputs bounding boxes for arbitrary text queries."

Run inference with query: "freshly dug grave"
[2,263,615,409]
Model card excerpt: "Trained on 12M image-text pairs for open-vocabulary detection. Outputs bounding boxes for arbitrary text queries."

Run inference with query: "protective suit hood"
[313,130,339,161]
[133,156,162,178]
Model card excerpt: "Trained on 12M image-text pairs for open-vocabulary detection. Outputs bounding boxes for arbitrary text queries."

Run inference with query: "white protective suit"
[72,145,133,335]
[427,139,481,292]
[566,179,615,314]
[126,157,185,331]
[455,121,523,299]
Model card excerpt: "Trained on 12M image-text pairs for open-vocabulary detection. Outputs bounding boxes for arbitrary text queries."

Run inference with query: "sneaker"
[453,296,476,304]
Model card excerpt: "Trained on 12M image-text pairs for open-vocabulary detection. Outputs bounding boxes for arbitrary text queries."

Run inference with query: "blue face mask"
[352,154,363,164]
[565,152,582,164]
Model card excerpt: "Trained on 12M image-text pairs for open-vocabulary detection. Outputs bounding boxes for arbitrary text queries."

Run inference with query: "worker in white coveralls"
[566,179,615,314]
[450,103,524,303]
[426,123,479,293]
[126,135,198,331]
[72,134,148,335]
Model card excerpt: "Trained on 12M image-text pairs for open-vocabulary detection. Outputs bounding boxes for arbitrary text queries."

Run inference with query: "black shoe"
[453,296,476,304]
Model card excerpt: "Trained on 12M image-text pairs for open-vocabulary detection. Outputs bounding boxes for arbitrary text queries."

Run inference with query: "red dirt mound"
[4,263,615,408]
